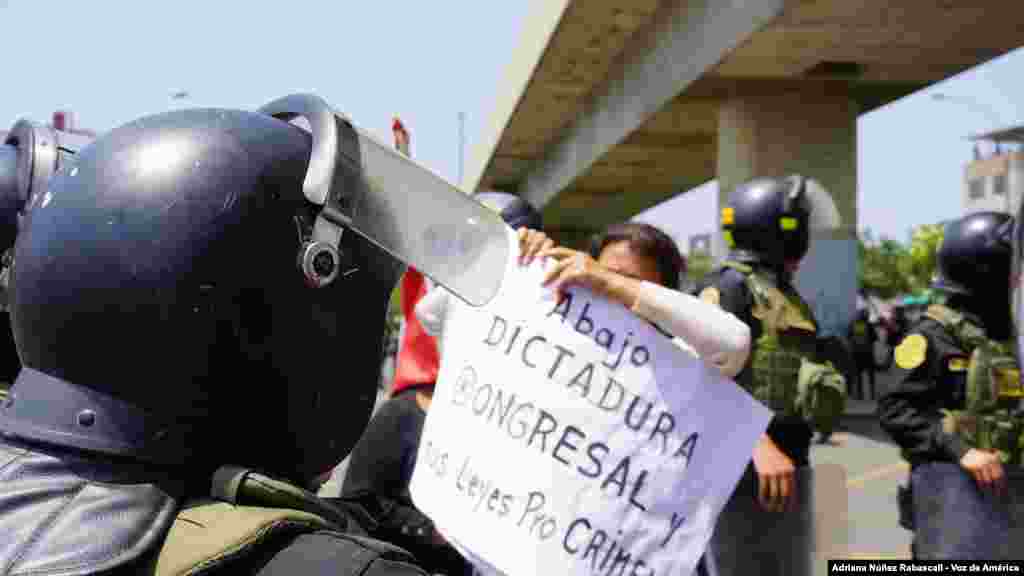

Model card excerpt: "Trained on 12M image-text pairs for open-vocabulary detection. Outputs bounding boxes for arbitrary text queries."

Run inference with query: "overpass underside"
[467,0,1024,249]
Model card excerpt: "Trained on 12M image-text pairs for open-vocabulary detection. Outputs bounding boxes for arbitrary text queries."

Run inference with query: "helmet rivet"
[77,409,96,427]
[300,241,340,288]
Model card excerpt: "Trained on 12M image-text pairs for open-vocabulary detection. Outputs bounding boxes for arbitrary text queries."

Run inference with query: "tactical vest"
[146,466,421,576]
[721,262,847,434]
[928,305,1024,468]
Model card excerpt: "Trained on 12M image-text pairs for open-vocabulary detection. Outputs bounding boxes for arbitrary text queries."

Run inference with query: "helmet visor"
[339,119,510,307]
[792,177,842,232]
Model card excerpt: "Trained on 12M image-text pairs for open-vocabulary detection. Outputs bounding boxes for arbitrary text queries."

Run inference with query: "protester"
[525,223,750,376]
[420,222,751,378]
[432,222,752,575]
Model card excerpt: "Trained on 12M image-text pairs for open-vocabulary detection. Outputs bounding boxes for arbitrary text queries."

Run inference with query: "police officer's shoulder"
[892,318,958,374]
[710,266,750,301]
[696,266,742,293]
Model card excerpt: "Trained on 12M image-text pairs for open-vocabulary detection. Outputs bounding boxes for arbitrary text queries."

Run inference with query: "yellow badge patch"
[894,334,928,370]
[699,286,720,306]
[947,356,968,372]
[993,367,1023,398]
[721,207,734,226]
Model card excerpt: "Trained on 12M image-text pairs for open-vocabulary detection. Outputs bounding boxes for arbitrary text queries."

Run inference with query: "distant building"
[963,126,1024,216]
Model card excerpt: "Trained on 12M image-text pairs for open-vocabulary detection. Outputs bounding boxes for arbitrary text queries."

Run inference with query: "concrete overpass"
[463,0,1024,251]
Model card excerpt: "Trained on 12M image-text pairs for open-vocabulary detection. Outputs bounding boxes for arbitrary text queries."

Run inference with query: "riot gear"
[474,190,542,231]
[933,211,1014,341]
[0,119,93,249]
[720,175,840,272]
[934,211,1013,298]
[0,94,510,575]
[697,174,846,576]
[880,211,1023,560]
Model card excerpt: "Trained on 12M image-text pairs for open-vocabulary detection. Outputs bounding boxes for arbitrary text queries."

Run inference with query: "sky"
[2,1,1022,245]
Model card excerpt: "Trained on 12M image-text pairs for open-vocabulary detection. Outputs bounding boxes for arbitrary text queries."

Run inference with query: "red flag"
[391,267,440,394]
[388,116,436,394]
[392,117,410,156]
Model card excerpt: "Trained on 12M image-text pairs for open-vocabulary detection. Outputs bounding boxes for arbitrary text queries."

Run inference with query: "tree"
[857,224,944,300]
[905,223,944,294]
[859,236,912,299]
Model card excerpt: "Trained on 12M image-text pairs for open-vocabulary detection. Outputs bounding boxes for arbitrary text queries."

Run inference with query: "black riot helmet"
[721,174,841,268]
[0,95,510,485]
[475,190,543,230]
[933,211,1013,298]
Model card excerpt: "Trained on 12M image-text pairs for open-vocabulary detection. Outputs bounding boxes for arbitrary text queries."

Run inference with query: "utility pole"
[458,111,465,186]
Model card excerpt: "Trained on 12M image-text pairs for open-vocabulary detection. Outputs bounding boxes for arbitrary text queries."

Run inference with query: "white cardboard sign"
[410,234,772,576]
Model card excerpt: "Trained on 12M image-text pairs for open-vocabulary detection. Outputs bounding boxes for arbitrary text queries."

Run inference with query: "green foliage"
[906,224,944,294]
[858,224,944,299]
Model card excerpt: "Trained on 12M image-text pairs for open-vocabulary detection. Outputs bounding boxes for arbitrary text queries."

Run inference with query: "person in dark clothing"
[342,192,546,576]
[343,388,470,574]
[879,211,1022,560]
[849,302,878,399]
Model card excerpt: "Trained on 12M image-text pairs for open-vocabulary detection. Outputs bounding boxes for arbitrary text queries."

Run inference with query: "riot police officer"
[694,174,846,576]
[880,211,1022,560]
[0,94,513,575]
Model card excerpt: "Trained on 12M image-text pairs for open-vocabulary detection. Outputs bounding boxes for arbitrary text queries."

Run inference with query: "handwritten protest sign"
[409,231,772,576]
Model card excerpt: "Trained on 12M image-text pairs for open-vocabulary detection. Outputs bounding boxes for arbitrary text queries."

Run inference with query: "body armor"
[722,261,846,433]
[930,305,1024,467]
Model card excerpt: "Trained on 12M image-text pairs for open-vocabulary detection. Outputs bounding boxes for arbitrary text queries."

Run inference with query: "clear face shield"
[786,175,842,233]
[260,95,510,307]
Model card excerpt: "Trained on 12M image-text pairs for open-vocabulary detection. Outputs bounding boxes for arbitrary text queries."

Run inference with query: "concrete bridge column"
[715,85,859,337]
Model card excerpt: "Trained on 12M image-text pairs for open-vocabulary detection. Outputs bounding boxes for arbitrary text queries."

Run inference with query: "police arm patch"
[699,286,720,306]
[894,334,928,370]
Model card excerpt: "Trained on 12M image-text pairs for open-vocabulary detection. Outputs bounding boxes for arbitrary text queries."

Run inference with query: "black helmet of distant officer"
[934,211,1015,341]
[474,190,542,231]
[0,97,511,491]
[720,174,841,283]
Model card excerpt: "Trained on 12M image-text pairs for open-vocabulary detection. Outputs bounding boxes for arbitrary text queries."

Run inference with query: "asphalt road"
[813,366,913,560]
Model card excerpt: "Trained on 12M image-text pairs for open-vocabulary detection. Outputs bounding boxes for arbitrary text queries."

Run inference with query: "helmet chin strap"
[956,291,1012,340]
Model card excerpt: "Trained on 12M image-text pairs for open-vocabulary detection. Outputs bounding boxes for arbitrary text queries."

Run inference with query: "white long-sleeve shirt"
[415,279,751,378]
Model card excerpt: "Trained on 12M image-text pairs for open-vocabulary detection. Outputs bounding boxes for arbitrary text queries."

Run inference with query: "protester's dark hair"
[589,222,685,289]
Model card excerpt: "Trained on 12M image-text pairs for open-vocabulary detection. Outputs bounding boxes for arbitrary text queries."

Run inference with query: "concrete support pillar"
[715,86,859,339]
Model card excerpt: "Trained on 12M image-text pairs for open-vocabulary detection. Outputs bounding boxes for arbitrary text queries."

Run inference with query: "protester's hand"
[960,448,1006,495]
[430,526,448,547]
[751,435,796,513]
[517,228,554,266]
[538,246,640,308]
